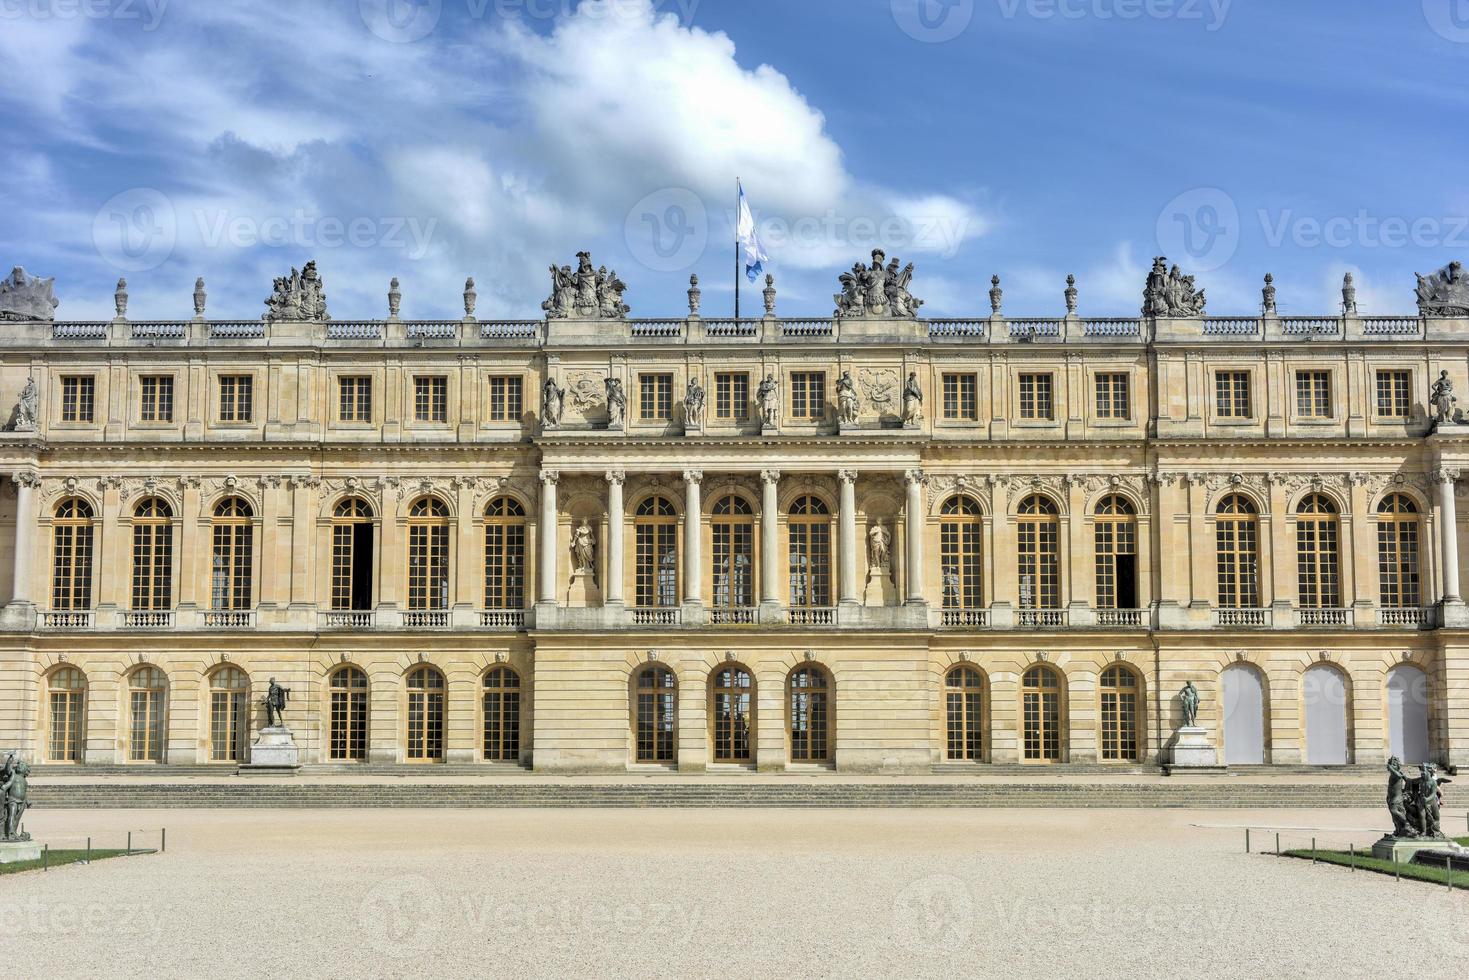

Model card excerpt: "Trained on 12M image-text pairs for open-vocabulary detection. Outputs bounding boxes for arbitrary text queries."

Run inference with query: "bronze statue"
[264,677,290,729]
[1179,681,1200,729]
[1387,756,1415,837]
[1,756,30,842]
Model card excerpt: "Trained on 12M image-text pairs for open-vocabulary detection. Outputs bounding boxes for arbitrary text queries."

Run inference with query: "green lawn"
[1282,837,1469,889]
[0,848,139,876]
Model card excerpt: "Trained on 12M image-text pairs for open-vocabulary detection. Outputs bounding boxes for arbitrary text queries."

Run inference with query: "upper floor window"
[788,495,832,609]
[790,372,826,421]
[1375,370,1411,420]
[1215,494,1259,609]
[1016,495,1060,609]
[61,375,95,423]
[711,495,755,609]
[131,498,174,611]
[406,498,450,610]
[1215,371,1252,419]
[715,372,749,421]
[339,376,372,423]
[1094,373,1130,420]
[1295,494,1340,609]
[635,496,679,608]
[218,375,253,423]
[640,373,674,421]
[1018,373,1054,421]
[1376,494,1420,609]
[939,496,983,610]
[942,373,979,421]
[487,376,523,422]
[1294,370,1332,418]
[1094,495,1137,610]
[51,499,94,612]
[211,497,254,611]
[139,375,174,423]
[484,497,526,610]
[414,376,449,423]
[331,499,374,612]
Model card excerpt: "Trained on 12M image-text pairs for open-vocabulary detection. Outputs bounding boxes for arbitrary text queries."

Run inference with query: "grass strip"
[0,848,136,876]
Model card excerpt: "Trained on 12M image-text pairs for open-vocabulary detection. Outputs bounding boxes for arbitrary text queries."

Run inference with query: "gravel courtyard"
[5,808,1467,978]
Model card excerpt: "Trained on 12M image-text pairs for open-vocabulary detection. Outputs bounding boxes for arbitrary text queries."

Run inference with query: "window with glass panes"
[218,375,253,422]
[487,376,523,421]
[208,666,249,763]
[139,375,174,422]
[788,496,832,608]
[790,372,826,420]
[328,666,369,761]
[1295,370,1332,418]
[483,497,526,610]
[711,496,755,608]
[338,376,372,422]
[131,498,173,610]
[331,499,374,611]
[715,372,749,420]
[1215,495,1260,608]
[128,666,167,763]
[60,375,95,423]
[635,497,679,607]
[210,498,253,611]
[1215,371,1252,418]
[942,373,978,420]
[1093,495,1137,610]
[405,666,445,762]
[482,666,521,762]
[1099,665,1140,762]
[639,373,673,420]
[1375,370,1412,419]
[1018,373,1053,420]
[1016,496,1060,609]
[939,497,983,609]
[945,665,984,761]
[711,666,753,763]
[51,499,94,611]
[1021,665,1062,762]
[414,376,448,422]
[1296,493,1341,609]
[1376,494,1421,608]
[406,498,450,610]
[788,666,829,763]
[1094,372,1130,420]
[47,666,86,763]
[634,666,676,763]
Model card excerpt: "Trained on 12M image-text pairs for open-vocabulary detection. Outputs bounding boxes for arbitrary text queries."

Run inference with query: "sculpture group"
[0,267,59,322]
[1416,261,1469,317]
[1385,756,1451,839]
[833,249,924,319]
[1143,257,1207,317]
[263,261,329,322]
[1,754,30,843]
[542,252,629,320]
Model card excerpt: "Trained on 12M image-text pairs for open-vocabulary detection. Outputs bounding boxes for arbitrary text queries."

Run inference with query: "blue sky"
[2,0,1467,321]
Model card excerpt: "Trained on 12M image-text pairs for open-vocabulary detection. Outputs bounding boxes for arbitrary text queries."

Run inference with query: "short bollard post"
[1349,843,1355,871]
[127,831,132,855]
[1312,838,1317,864]
[42,844,48,872]
[1275,833,1280,856]
[1245,828,1251,854]
[1448,856,1453,891]
[161,828,166,854]
[1396,859,1401,882]
[86,837,91,865]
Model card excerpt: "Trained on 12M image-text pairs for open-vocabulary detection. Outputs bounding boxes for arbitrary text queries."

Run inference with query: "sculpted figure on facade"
[756,373,779,426]
[0,267,59,322]
[684,377,705,426]
[834,249,923,318]
[1431,370,1457,426]
[12,377,38,433]
[605,377,627,429]
[836,371,860,424]
[572,519,596,577]
[1416,261,1469,317]
[868,522,891,572]
[1143,257,1207,317]
[542,377,564,428]
[542,253,629,319]
[902,371,923,425]
[263,261,329,322]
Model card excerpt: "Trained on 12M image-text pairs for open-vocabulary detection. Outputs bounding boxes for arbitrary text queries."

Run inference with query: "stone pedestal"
[0,841,41,864]
[240,726,300,773]
[864,568,897,606]
[566,570,601,608]
[1371,835,1453,864]
[1169,727,1221,769]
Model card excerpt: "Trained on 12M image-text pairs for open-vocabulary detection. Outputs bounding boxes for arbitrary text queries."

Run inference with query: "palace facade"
[2,256,1468,774]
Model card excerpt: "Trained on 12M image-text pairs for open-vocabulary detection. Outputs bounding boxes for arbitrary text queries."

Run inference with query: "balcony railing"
[1215,608,1271,627]
[1096,608,1145,628]
[709,607,756,626]
[1362,316,1421,336]
[632,607,682,626]
[1008,318,1062,340]
[939,608,990,628]
[1296,607,1353,628]
[927,319,986,338]
[40,611,92,629]
[130,321,187,340]
[1085,318,1141,337]
[406,320,458,339]
[787,607,835,627]
[1282,316,1339,336]
[629,319,684,338]
[480,320,539,339]
[1202,316,1257,336]
[326,320,383,340]
[782,319,834,338]
[1379,607,1434,628]
[52,322,109,340]
[320,610,375,630]
[209,321,266,339]
[203,610,255,629]
[122,610,174,629]
[1017,608,1067,628]
[479,609,526,629]
[402,610,450,629]
[703,318,759,337]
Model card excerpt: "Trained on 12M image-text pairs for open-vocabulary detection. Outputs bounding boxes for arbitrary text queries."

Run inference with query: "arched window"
[945,665,984,761]
[128,665,168,763]
[711,665,754,763]
[1021,665,1062,762]
[1216,495,1260,609]
[407,498,450,611]
[1017,496,1060,610]
[633,665,676,763]
[1094,496,1138,610]
[1376,494,1421,609]
[484,497,527,611]
[711,495,754,609]
[634,497,678,608]
[788,496,832,609]
[332,498,375,611]
[482,666,521,762]
[405,665,446,762]
[47,666,86,763]
[1099,665,1141,762]
[131,498,174,611]
[329,666,369,761]
[211,498,254,612]
[789,666,831,763]
[1296,494,1340,609]
[1303,664,1349,765]
[51,499,94,612]
[940,497,983,610]
[208,666,250,762]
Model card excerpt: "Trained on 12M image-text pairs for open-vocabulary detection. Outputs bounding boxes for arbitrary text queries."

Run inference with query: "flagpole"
[734,178,741,319]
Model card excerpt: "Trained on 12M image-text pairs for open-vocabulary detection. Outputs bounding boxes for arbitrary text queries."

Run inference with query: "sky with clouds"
[1,0,1467,322]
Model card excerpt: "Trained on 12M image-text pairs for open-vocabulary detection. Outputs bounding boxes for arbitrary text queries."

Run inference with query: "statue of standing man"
[2,755,31,842]
[1179,681,1200,729]
[264,677,291,730]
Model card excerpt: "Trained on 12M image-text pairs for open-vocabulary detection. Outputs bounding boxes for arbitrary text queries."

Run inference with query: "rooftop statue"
[1142,256,1207,318]
[1416,261,1469,317]
[542,252,630,319]
[263,261,329,322]
[834,249,924,319]
[0,267,59,322]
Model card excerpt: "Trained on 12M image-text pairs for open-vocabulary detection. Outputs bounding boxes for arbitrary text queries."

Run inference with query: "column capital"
[1433,467,1461,484]
[604,469,626,487]
[904,468,927,486]
[540,469,560,485]
[683,469,703,485]
[10,470,39,490]
[837,469,858,485]
[760,469,781,485]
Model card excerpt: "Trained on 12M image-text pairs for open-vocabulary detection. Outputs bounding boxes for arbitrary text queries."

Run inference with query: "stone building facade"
[1,257,1468,773]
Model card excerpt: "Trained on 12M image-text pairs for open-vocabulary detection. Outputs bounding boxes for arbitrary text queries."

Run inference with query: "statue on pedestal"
[604,377,627,429]
[572,519,596,580]
[1384,757,1453,839]
[543,377,564,428]
[868,522,891,573]
[684,377,705,427]
[13,377,38,433]
[1387,756,1415,837]
[1179,681,1200,729]
[264,677,291,730]
[902,372,923,426]
[1,756,30,843]
[1431,370,1457,426]
[836,371,860,425]
[756,374,779,427]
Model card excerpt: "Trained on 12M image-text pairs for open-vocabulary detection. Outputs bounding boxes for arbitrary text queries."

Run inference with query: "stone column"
[9,471,38,608]
[904,469,926,605]
[605,470,625,606]
[1438,468,1461,603]
[838,469,858,605]
[682,470,703,604]
[760,470,780,607]
[538,470,559,606]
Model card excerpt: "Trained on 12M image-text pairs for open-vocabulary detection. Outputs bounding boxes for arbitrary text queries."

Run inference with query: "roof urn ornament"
[193,277,207,317]
[0,267,59,322]
[989,275,1002,315]
[763,274,777,316]
[1064,274,1077,314]
[463,277,477,318]
[1342,273,1357,315]
[388,277,401,318]
[114,278,128,318]
[687,274,701,316]
[1261,273,1276,314]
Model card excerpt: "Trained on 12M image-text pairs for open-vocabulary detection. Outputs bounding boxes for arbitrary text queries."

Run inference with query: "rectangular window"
[414,376,448,423]
[1018,373,1054,421]
[639,373,674,421]
[218,375,253,423]
[790,372,826,420]
[1375,370,1411,420]
[60,376,95,423]
[942,373,978,421]
[339,376,372,423]
[715,372,749,421]
[1094,372,1131,420]
[1295,370,1332,418]
[487,376,523,422]
[1215,371,1252,419]
[139,375,174,423]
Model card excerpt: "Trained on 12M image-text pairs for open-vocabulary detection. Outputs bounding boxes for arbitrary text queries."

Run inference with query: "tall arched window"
[484,497,527,611]
[47,666,86,762]
[711,665,753,763]
[1296,494,1341,609]
[789,666,831,763]
[939,497,983,610]
[331,498,375,611]
[131,498,174,611]
[711,495,755,609]
[634,497,678,608]
[633,665,676,763]
[128,665,168,763]
[208,666,250,762]
[1017,496,1060,610]
[945,665,985,761]
[1099,664,1141,762]
[482,666,521,762]
[407,498,450,611]
[211,498,254,611]
[788,496,832,609]
[1216,495,1260,608]
[1094,496,1138,610]
[329,666,369,761]
[405,665,446,762]
[1376,494,1421,609]
[51,499,94,612]
[1021,664,1062,762]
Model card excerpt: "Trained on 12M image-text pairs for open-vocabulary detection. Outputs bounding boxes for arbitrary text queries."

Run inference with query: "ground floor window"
[1022,665,1062,762]
[1098,665,1140,762]
[330,666,369,761]
[208,666,250,763]
[483,666,521,762]
[406,666,446,762]
[711,666,753,763]
[634,666,677,763]
[945,665,984,761]
[789,666,830,763]
[129,666,168,763]
[47,666,87,762]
